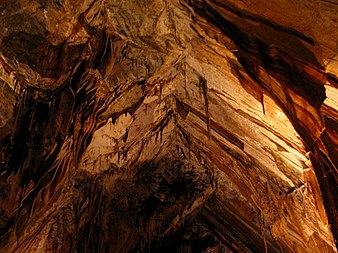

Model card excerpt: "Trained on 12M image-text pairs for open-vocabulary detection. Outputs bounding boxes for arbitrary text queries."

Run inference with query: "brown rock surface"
[0,0,337,252]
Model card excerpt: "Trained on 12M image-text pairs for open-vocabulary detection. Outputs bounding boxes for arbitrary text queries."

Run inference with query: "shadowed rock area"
[0,0,337,252]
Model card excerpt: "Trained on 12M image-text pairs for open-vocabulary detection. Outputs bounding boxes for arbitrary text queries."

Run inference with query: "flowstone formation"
[0,0,337,252]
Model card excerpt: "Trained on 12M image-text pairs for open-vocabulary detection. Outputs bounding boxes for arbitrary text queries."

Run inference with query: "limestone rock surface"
[0,0,337,252]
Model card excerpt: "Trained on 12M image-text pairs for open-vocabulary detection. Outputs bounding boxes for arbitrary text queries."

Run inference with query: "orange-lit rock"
[0,0,337,252]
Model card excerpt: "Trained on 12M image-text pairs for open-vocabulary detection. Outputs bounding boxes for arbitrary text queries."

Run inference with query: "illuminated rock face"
[0,0,337,252]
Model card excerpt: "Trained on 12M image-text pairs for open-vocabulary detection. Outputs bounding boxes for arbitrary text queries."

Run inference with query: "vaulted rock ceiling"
[0,0,337,252]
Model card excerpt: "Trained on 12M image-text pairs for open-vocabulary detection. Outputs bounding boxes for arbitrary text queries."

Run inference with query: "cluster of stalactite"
[183,0,338,243]
[0,22,216,252]
[0,28,118,248]
[0,0,337,252]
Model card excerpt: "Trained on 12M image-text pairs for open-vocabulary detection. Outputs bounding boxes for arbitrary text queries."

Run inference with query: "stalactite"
[177,125,191,160]
[13,79,18,94]
[198,76,211,138]
[10,86,27,145]
[259,211,269,253]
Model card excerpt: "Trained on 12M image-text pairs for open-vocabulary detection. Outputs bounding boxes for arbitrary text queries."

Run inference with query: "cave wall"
[0,0,337,252]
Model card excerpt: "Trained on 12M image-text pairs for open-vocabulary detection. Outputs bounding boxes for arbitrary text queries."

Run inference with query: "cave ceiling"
[0,0,337,252]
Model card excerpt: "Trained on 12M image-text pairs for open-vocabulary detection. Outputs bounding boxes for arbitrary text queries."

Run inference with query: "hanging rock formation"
[0,0,337,252]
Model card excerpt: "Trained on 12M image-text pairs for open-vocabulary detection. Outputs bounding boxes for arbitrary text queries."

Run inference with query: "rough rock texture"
[0,0,337,252]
